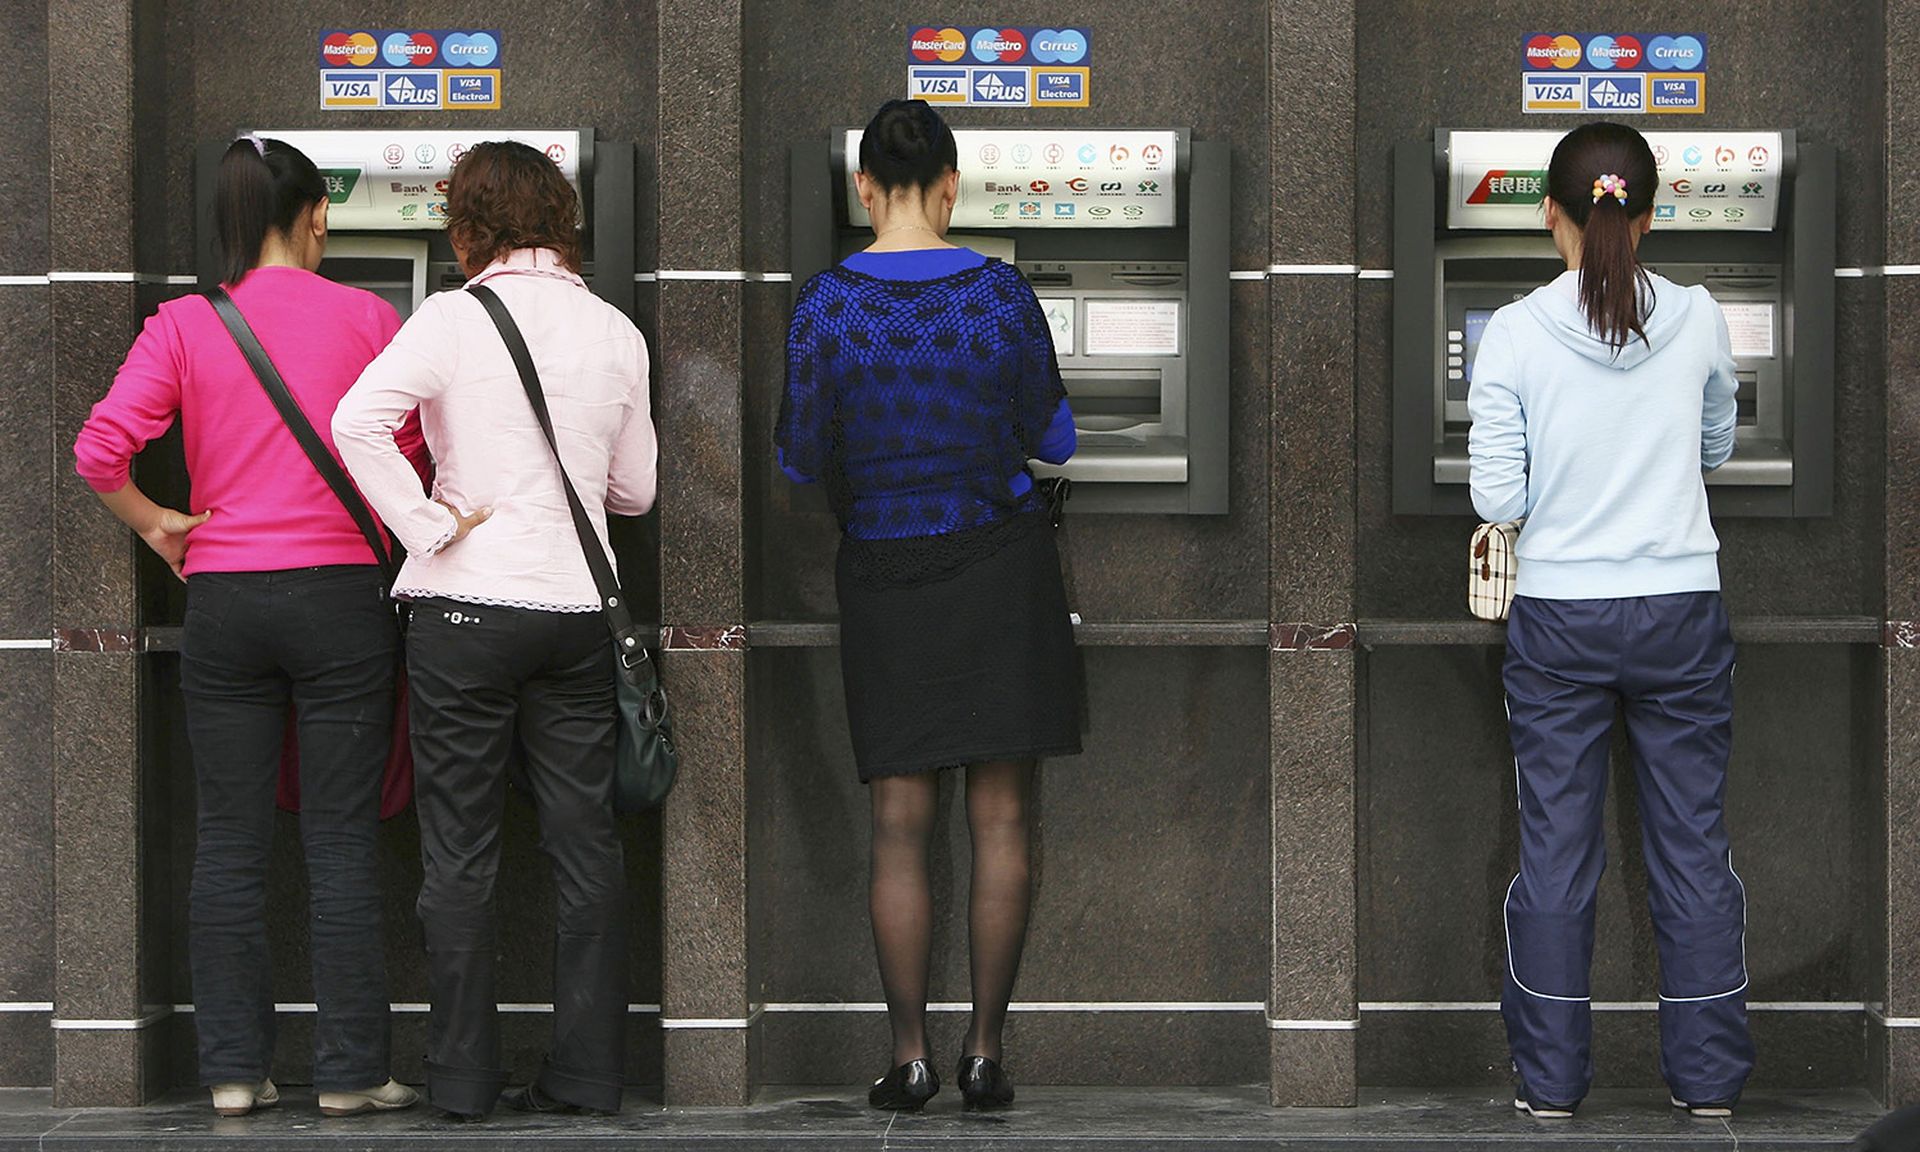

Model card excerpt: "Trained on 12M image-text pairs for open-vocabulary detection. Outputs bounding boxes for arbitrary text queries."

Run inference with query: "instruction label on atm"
[244,130,579,229]
[845,128,1176,229]
[1446,130,1781,232]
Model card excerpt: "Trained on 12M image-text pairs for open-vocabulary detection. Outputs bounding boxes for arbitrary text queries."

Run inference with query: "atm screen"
[1461,308,1496,383]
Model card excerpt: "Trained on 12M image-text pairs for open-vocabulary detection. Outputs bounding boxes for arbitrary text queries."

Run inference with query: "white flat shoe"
[210,1078,278,1117]
[319,1078,419,1117]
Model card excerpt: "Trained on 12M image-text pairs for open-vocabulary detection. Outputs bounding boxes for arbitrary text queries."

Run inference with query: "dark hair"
[1546,121,1658,351]
[857,99,958,193]
[215,136,327,285]
[446,141,583,275]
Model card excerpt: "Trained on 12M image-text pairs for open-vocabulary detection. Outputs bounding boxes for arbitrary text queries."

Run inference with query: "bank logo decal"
[906,25,1093,106]
[385,73,440,107]
[972,69,1028,105]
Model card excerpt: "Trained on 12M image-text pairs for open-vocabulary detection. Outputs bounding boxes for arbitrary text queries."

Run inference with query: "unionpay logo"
[1029,28,1088,64]
[319,168,361,205]
[382,31,438,66]
[970,27,1027,62]
[1466,170,1547,204]
[320,31,380,66]
[910,27,968,62]
[384,72,440,107]
[971,68,1028,105]
[1524,34,1584,70]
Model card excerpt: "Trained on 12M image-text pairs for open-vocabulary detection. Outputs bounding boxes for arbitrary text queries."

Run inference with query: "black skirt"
[836,512,1083,781]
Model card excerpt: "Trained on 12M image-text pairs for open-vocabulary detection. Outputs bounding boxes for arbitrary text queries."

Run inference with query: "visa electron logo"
[1584,34,1642,69]
[321,31,379,66]
[1466,169,1546,204]
[1646,35,1705,70]
[1029,28,1088,64]
[910,27,968,62]
[441,32,498,67]
[382,31,438,66]
[970,27,1027,63]
[1525,34,1583,70]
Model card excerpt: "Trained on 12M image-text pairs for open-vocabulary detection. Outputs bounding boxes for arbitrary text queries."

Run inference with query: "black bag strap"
[207,287,398,588]
[466,284,652,670]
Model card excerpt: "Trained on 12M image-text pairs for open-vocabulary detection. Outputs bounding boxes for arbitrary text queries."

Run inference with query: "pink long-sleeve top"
[72,266,428,576]
[332,248,658,613]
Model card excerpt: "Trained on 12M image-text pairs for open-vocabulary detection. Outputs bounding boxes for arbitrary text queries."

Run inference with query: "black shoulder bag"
[466,283,677,814]
[206,287,415,822]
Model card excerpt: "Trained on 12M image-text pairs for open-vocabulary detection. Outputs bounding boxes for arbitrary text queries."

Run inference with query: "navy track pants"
[1501,592,1754,1105]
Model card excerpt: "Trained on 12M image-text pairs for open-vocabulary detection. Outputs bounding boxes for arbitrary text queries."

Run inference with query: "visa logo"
[321,70,378,107]
[971,68,1028,105]
[384,72,441,107]
[909,66,968,102]
[1524,76,1582,103]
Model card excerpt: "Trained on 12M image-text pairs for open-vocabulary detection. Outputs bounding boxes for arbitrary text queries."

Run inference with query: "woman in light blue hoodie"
[1468,122,1750,1121]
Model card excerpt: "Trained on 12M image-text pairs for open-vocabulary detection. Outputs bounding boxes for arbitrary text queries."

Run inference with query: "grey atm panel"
[195,129,636,319]
[1392,129,1834,518]
[791,128,1229,514]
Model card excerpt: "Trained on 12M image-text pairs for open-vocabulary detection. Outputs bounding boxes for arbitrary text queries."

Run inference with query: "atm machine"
[1393,129,1835,517]
[791,127,1230,514]
[195,128,636,318]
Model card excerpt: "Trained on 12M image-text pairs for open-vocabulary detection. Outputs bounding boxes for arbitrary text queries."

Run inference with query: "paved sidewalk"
[0,1085,1885,1150]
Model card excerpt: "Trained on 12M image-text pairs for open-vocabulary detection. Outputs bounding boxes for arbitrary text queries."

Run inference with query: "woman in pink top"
[72,138,424,1118]
[334,141,657,1121]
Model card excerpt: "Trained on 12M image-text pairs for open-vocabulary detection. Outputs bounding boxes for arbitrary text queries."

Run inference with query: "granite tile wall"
[746,646,1270,1083]
[0,288,55,639]
[0,650,54,1086]
[742,0,1273,624]
[0,0,49,274]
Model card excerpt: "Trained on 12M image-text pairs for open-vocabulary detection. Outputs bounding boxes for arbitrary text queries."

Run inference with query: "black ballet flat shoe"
[500,1083,615,1117]
[958,1055,1015,1110]
[868,1058,939,1111]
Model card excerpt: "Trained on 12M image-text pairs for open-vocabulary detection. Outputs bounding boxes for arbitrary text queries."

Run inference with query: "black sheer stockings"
[868,761,1034,1067]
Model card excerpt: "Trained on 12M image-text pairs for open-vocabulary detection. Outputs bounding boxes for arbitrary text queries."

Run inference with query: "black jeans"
[179,565,397,1091]
[407,598,628,1116]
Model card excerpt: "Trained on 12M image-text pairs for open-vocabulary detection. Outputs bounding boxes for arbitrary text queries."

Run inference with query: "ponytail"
[1545,122,1658,353]
[215,136,327,284]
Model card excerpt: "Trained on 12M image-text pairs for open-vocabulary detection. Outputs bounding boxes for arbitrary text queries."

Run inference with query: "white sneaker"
[1670,1094,1735,1118]
[320,1078,420,1117]
[210,1078,279,1117]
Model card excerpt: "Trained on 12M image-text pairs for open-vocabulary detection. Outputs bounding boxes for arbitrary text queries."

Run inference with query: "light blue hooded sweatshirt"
[1467,269,1738,600]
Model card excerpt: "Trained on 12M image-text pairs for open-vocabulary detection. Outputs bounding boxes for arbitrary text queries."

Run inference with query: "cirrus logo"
[1647,34,1705,71]
[442,32,498,67]
[1029,28,1088,64]
[382,31,437,66]
[970,27,1027,63]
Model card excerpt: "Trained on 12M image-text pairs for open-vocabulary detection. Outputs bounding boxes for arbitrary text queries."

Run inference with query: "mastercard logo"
[321,31,379,67]
[910,26,968,62]
[1524,34,1583,70]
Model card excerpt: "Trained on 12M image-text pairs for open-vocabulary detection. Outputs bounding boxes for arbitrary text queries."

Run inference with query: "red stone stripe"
[662,625,748,651]
[1270,623,1357,652]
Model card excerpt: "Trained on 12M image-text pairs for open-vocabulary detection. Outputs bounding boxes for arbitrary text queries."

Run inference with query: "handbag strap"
[466,284,651,670]
[207,287,398,587]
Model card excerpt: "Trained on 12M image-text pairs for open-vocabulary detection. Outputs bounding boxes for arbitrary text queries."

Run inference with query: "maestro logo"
[910,26,968,62]
[320,31,379,67]
[1029,28,1088,64]
[1647,34,1705,71]
[970,27,1027,63]
[1524,34,1584,70]
[1584,34,1642,70]
[382,31,438,66]
[441,31,499,68]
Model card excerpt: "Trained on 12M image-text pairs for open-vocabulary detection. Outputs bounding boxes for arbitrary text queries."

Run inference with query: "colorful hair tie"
[242,133,267,158]
[1591,173,1628,205]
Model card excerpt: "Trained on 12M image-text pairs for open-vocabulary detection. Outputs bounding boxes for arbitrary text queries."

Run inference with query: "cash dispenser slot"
[791,126,1230,513]
[1393,128,1835,518]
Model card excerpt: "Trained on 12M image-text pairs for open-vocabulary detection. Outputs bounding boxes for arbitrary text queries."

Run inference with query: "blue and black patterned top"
[778,247,1076,540]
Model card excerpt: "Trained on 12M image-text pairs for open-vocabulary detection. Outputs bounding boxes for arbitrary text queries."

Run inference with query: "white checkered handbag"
[1469,522,1522,622]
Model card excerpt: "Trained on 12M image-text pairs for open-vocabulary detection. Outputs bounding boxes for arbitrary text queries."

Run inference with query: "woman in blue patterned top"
[779,98,1082,1113]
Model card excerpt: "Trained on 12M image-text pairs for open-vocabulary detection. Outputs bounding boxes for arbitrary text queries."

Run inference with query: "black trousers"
[179,565,396,1091]
[406,598,628,1116]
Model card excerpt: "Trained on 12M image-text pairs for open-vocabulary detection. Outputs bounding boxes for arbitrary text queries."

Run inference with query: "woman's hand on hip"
[434,498,493,547]
[140,508,212,581]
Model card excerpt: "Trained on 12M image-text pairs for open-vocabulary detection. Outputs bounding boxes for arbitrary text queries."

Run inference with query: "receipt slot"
[1392,129,1835,517]
[791,127,1230,514]
[195,128,636,319]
